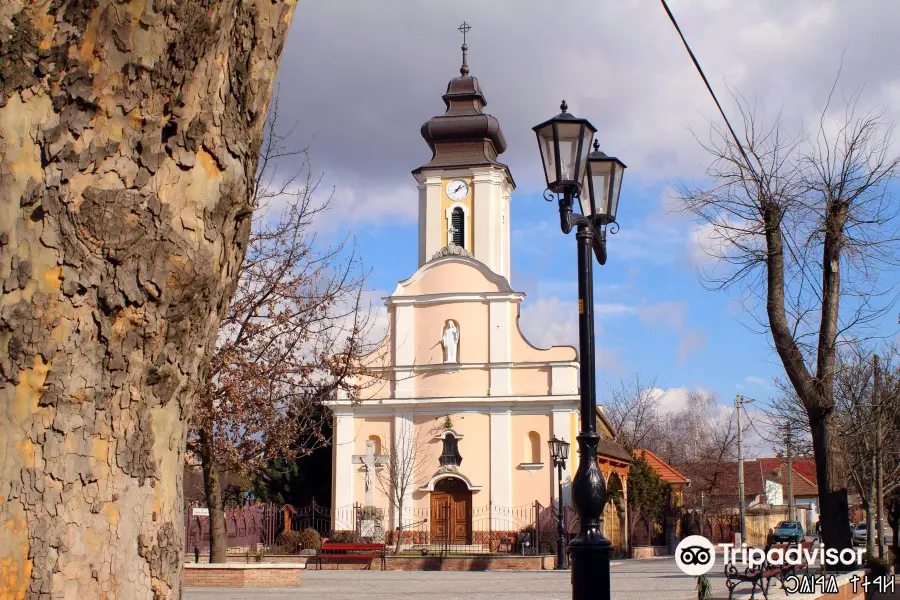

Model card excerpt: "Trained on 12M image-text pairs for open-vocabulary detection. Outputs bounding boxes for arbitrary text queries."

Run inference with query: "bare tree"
[678,86,900,550]
[760,342,900,551]
[0,4,296,597]
[667,391,738,469]
[187,96,376,562]
[673,394,742,518]
[604,373,665,452]
[375,419,436,553]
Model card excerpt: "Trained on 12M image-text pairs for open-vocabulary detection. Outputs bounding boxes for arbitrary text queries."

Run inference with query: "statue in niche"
[441,320,460,364]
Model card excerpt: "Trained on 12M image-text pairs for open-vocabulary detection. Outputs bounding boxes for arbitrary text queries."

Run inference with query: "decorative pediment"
[430,245,474,261]
[418,472,482,492]
[434,428,465,440]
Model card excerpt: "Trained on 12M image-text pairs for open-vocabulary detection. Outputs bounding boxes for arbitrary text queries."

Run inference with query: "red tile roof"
[790,457,817,485]
[680,458,818,501]
[756,457,818,496]
[633,449,690,485]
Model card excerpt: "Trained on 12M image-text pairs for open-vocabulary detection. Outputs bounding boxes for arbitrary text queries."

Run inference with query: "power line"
[658,0,759,181]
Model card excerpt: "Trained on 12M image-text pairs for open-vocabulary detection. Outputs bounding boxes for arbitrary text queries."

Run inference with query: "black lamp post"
[548,435,571,570]
[533,101,626,600]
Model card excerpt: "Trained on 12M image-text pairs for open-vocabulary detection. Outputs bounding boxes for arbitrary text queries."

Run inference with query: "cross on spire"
[458,21,471,43]
[458,21,471,76]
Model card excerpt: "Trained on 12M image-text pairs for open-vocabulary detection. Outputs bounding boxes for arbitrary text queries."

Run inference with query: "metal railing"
[184,499,579,556]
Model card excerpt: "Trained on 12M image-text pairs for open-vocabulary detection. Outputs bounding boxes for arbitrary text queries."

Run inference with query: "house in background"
[758,456,819,528]
[679,457,821,545]
[633,449,690,502]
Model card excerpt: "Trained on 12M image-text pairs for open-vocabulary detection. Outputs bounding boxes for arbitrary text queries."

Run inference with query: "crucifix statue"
[352,439,388,506]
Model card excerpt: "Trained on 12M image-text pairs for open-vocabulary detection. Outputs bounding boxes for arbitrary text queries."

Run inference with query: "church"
[329,38,631,553]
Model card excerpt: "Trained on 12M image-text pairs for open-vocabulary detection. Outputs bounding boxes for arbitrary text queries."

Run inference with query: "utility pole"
[736,394,748,545]
[786,422,795,522]
[874,354,886,558]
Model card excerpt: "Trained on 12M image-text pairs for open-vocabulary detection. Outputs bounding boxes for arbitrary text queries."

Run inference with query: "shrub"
[298,527,322,551]
[327,530,362,543]
[275,528,321,553]
[275,530,304,553]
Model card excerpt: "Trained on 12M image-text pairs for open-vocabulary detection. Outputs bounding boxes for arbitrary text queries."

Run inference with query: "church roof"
[412,37,513,184]
[597,437,632,464]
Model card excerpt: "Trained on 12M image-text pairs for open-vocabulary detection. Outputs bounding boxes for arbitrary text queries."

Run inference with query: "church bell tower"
[412,24,515,280]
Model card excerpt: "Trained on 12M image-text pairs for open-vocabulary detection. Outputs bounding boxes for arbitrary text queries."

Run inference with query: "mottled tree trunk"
[0,2,297,598]
[199,428,227,564]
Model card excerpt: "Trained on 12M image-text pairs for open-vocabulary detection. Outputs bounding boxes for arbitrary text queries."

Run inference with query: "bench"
[724,561,784,599]
[724,541,812,599]
[316,542,386,570]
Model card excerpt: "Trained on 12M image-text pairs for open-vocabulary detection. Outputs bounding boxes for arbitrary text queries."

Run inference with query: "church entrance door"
[430,477,472,544]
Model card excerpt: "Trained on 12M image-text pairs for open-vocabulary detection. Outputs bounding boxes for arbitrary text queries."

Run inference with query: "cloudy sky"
[274,0,900,454]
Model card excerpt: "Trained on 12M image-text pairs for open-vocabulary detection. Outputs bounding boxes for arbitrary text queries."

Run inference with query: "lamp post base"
[569,430,611,599]
[569,534,612,600]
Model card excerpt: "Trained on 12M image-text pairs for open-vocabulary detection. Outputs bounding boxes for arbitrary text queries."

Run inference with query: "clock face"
[446,179,469,201]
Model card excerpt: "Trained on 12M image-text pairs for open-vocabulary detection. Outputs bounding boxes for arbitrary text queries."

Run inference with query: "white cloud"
[314,172,418,232]
[518,296,627,374]
[636,301,709,363]
[519,296,579,350]
[277,0,900,218]
[518,293,707,367]
[654,386,692,414]
[595,303,637,318]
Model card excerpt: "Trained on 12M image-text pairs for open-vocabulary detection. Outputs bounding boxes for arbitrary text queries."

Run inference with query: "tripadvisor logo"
[674,535,865,576]
[676,536,716,575]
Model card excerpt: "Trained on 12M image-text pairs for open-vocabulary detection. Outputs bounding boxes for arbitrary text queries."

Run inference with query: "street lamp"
[533,101,626,600]
[548,435,571,570]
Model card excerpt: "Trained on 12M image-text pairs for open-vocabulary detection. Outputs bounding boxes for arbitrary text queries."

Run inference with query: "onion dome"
[413,34,511,181]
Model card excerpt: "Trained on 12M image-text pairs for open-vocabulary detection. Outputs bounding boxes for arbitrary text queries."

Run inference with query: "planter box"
[183,563,304,588]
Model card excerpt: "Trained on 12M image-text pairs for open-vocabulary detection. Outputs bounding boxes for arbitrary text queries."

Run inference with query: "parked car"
[772,520,804,543]
[852,522,878,546]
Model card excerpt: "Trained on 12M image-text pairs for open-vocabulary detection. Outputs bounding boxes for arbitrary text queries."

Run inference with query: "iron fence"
[184,499,576,556]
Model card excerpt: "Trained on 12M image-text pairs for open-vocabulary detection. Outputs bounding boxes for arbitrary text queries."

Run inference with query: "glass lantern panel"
[536,124,558,186]
[555,121,584,183]
[579,170,594,217]
[575,126,595,183]
[548,438,560,459]
[588,158,613,218]
[609,162,624,222]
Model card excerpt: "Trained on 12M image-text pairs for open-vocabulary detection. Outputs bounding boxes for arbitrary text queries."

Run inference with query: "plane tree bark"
[0,2,297,598]
[678,91,900,553]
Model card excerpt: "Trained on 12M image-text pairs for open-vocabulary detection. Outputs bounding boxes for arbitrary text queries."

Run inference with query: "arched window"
[367,435,382,455]
[450,207,465,247]
[527,431,541,463]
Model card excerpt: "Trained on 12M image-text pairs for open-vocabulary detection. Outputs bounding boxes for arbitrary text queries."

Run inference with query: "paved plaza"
[184,556,896,600]
[184,557,733,600]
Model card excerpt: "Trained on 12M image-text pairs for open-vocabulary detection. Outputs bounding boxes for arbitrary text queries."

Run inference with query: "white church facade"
[330,42,631,550]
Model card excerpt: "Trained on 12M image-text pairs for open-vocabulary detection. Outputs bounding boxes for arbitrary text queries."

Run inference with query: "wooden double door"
[430,477,472,544]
